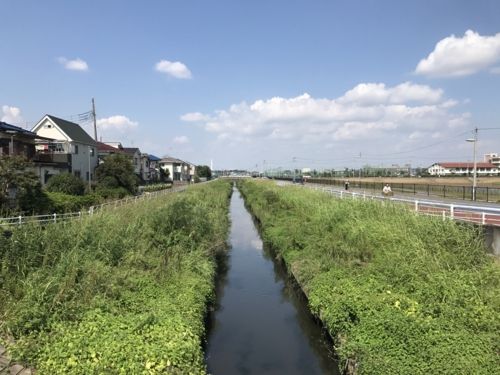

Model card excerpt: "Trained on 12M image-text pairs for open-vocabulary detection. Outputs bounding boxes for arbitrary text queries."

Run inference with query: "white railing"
[0,186,188,228]
[277,181,500,227]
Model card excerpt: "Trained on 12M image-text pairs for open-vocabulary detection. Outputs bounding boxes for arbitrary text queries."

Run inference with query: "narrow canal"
[205,187,339,375]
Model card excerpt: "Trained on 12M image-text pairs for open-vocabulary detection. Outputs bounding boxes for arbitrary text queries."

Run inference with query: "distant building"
[97,141,125,164]
[159,156,194,182]
[122,147,142,177]
[427,162,499,176]
[484,153,500,168]
[31,115,98,184]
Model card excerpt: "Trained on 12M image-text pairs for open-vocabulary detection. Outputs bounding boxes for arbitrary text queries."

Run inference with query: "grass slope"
[0,180,231,374]
[239,179,499,375]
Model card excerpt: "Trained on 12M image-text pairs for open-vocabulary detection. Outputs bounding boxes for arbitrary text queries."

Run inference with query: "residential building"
[0,122,39,158]
[159,156,192,182]
[122,147,142,178]
[31,115,98,184]
[427,162,499,176]
[97,141,124,164]
[147,154,161,182]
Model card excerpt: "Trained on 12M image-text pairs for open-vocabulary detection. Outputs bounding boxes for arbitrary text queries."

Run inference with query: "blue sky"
[1,0,500,170]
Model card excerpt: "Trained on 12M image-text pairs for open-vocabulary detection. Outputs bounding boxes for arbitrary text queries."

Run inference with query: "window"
[48,143,65,152]
[90,147,94,156]
[74,170,81,178]
[86,171,89,181]
[74,145,79,154]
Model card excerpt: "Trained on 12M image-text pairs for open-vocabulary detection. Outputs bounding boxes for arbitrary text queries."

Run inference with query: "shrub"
[46,192,103,212]
[46,173,86,196]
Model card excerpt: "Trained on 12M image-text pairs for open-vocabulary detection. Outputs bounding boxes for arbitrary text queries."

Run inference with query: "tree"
[197,165,212,179]
[95,154,138,194]
[46,172,86,195]
[0,155,50,214]
[159,167,170,182]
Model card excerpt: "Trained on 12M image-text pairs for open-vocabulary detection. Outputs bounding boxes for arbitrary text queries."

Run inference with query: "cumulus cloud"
[97,115,138,131]
[57,57,89,71]
[181,81,468,143]
[173,135,189,144]
[155,60,192,79]
[180,112,209,122]
[1,105,23,124]
[415,30,500,77]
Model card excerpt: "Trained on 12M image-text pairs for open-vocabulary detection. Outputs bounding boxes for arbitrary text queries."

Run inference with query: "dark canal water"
[205,187,339,375]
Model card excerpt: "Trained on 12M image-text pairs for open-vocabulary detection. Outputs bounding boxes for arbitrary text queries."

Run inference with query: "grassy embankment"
[238,179,499,374]
[0,180,231,374]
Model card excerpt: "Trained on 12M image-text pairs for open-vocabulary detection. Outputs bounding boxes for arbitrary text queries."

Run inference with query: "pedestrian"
[382,183,392,197]
[344,180,350,190]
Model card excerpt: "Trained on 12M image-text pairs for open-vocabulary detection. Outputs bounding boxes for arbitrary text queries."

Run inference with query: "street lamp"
[466,127,478,201]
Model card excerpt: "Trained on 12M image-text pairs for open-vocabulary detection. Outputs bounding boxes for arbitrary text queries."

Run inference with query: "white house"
[159,156,194,182]
[427,162,499,176]
[32,115,98,184]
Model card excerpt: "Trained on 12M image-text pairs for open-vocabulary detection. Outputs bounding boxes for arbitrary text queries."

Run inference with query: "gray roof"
[47,115,96,145]
[160,156,185,164]
[122,147,141,155]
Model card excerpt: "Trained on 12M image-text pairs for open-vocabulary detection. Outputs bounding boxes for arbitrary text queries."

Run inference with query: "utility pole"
[92,98,97,141]
[292,157,296,183]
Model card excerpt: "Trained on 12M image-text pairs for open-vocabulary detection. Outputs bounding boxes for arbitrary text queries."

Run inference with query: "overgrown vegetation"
[0,180,231,374]
[45,173,86,196]
[0,156,50,215]
[238,179,499,374]
[95,153,139,195]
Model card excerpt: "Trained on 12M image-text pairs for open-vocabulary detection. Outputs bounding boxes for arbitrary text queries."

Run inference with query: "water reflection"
[205,187,339,375]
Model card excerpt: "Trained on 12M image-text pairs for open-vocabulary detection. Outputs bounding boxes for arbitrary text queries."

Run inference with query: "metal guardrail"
[277,181,500,227]
[0,186,187,228]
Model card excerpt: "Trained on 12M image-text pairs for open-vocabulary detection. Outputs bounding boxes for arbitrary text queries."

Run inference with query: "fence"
[276,180,500,227]
[294,178,500,203]
[0,185,187,228]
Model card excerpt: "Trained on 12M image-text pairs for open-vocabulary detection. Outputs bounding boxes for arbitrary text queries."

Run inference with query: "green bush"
[94,186,130,199]
[46,173,86,196]
[46,192,103,212]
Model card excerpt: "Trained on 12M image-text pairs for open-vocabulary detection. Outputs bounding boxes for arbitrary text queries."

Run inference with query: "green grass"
[238,179,500,375]
[0,180,231,374]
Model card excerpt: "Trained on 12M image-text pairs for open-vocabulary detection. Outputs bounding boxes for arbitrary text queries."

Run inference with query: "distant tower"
[210,159,213,171]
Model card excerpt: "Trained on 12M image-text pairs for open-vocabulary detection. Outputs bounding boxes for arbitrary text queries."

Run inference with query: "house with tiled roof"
[427,162,499,176]
[31,115,98,184]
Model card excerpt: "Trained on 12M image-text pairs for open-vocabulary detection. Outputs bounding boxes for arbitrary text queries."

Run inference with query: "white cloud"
[97,115,138,131]
[182,82,468,143]
[415,30,500,77]
[180,112,209,122]
[1,105,23,124]
[155,60,192,79]
[339,82,443,105]
[57,57,89,71]
[173,135,189,144]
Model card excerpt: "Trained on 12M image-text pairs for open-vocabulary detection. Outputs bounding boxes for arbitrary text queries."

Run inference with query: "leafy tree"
[95,154,138,194]
[0,155,50,214]
[46,172,86,195]
[196,165,212,179]
[159,167,170,182]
